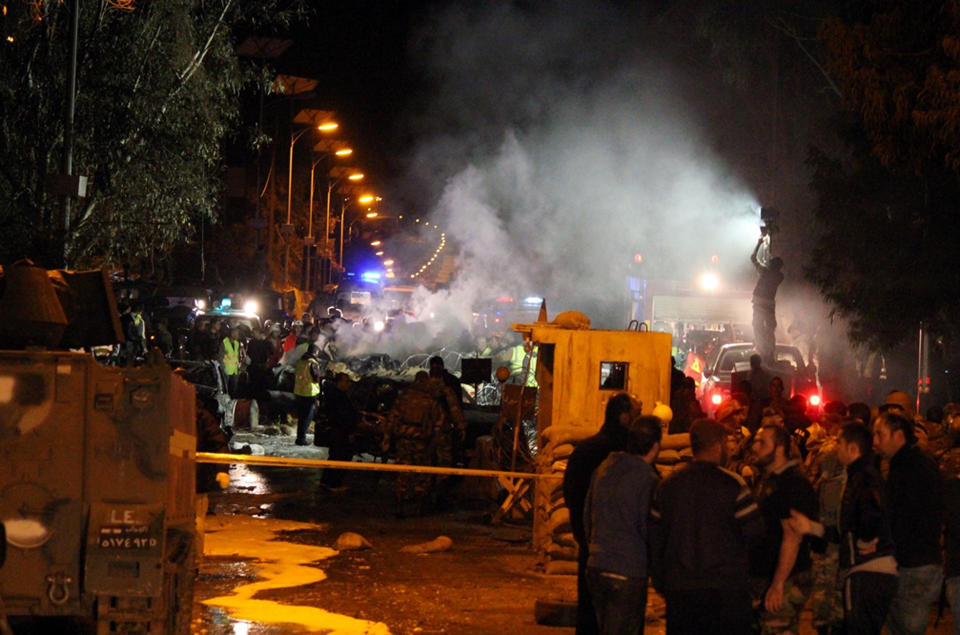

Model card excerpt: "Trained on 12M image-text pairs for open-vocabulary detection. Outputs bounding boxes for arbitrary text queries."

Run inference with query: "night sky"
[276,1,434,188]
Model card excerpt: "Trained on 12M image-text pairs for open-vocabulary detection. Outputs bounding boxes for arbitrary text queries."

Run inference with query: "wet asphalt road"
[191,447,578,635]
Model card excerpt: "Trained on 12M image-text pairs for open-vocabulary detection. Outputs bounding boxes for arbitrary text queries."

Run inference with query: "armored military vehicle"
[0,261,197,634]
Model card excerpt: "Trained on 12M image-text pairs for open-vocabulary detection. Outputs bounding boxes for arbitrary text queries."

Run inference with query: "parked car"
[698,342,820,415]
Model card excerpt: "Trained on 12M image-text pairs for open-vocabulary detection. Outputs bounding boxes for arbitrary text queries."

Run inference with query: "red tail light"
[808,394,822,407]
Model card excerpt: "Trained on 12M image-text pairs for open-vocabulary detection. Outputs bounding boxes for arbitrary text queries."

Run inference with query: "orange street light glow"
[383,259,394,266]
[317,122,338,132]
[348,173,364,181]
[358,195,374,204]
[375,251,384,256]
[370,240,382,246]
[366,212,378,218]
[335,148,353,157]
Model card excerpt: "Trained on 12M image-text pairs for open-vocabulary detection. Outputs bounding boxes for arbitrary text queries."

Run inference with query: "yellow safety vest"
[132,313,145,339]
[222,337,240,375]
[294,358,320,397]
[509,345,538,387]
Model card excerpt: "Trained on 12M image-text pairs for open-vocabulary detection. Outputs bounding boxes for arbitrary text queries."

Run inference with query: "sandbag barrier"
[533,428,693,576]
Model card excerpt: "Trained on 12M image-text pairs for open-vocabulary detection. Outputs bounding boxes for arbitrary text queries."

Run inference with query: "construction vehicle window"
[600,362,628,390]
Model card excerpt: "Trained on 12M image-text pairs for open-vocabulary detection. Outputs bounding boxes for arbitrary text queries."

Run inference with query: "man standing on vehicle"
[751,230,784,366]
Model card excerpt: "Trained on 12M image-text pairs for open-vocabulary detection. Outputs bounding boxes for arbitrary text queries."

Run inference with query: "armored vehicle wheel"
[163,528,196,635]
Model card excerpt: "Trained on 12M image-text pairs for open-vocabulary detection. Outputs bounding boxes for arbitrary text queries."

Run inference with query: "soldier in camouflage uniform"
[806,424,847,635]
[385,371,444,517]
[429,376,466,508]
[429,377,466,467]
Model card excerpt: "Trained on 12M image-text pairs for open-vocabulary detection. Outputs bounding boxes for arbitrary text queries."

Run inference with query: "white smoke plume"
[337,1,895,404]
[383,2,763,335]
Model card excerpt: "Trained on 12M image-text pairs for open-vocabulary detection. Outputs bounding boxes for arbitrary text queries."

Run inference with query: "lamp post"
[325,168,364,281]
[283,120,338,287]
[340,194,380,268]
[305,148,352,289]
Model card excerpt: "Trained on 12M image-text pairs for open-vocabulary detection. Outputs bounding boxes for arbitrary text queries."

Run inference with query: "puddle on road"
[202,515,391,634]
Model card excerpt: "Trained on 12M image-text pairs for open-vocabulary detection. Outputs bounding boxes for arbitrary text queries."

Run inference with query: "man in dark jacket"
[650,418,765,634]
[749,423,819,633]
[319,372,359,490]
[789,422,898,634]
[583,416,661,634]
[562,393,635,635]
[873,411,943,634]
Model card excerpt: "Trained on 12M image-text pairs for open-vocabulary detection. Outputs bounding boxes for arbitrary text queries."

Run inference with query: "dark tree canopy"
[0,0,305,269]
[806,0,960,349]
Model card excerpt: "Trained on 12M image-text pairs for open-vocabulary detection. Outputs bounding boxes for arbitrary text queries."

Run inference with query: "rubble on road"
[400,536,453,554]
[334,532,373,551]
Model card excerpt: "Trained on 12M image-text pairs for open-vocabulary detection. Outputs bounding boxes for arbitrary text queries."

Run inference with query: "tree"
[804,1,960,349]
[0,0,306,270]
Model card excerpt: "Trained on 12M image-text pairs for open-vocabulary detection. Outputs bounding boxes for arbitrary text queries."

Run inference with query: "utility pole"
[58,0,79,268]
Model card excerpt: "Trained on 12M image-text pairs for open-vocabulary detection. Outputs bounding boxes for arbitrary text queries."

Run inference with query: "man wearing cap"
[650,418,765,633]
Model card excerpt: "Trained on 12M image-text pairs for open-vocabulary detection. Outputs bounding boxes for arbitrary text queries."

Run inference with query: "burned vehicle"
[0,261,197,634]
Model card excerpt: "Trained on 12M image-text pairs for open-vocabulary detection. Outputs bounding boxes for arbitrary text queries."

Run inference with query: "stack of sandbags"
[537,424,596,576]
[655,432,693,478]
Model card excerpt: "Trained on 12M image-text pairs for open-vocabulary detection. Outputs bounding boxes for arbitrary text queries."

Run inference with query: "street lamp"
[284,118,338,286]
[324,168,364,283]
[305,144,352,287]
[340,193,380,268]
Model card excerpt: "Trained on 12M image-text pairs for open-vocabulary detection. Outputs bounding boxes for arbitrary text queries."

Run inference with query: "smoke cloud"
[333,1,889,404]
[392,1,762,334]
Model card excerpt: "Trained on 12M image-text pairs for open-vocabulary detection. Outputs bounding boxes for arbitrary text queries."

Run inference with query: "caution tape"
[195,451,562,480]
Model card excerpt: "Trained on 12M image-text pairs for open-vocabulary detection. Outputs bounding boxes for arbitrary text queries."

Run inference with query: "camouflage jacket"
[431,378,466,433]
[939,443,960,480]
[388,384,444,441]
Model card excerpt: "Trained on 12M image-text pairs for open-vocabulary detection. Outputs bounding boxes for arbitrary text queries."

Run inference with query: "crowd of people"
[565,385,960,635]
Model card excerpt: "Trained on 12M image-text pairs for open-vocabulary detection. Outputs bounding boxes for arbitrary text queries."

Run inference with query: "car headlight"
[243,300,258,314]
[373,320,385,333]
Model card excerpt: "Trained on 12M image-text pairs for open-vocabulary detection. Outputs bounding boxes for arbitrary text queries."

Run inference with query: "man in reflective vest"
[508,340,538,388]
[125,303,147,362]
[220,327,244,397]
[293,344,322,446]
